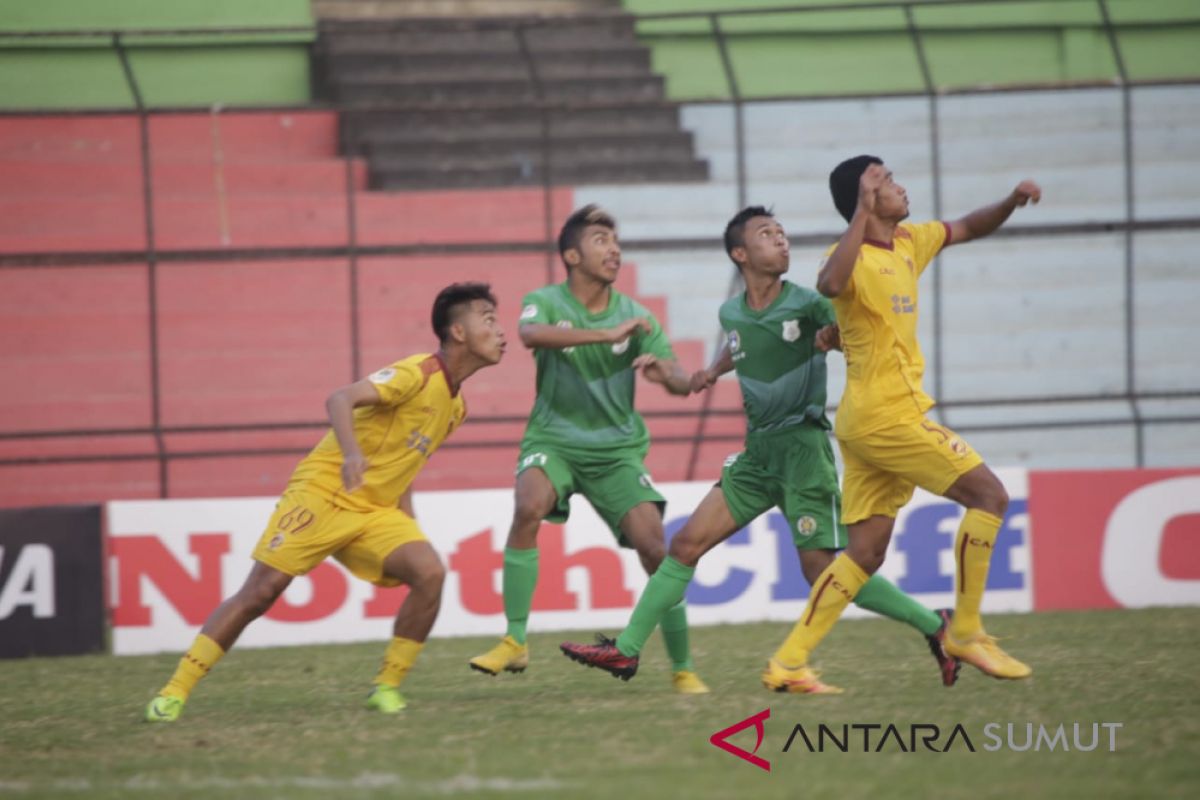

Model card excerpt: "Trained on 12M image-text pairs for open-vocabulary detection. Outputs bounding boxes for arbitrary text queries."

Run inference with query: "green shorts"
[719,423,846,550]
[516,442,665,546]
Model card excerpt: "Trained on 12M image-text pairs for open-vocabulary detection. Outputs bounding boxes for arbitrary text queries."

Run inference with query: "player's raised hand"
[608,317,653,344]
[858,163,886,215]
[689,368,717,394]
[1011,180,1042,207]
[815,324,841,353]
[341,453,369,491]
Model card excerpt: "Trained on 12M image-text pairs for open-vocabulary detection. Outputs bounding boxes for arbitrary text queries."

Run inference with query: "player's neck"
[566,271,612,313]
[743,272,783,311]
[864,216,898,245]
[436,347,481,395]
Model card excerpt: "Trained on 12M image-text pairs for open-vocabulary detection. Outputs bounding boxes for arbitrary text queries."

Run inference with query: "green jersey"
[719,280,835,433]
[519,282,675,453]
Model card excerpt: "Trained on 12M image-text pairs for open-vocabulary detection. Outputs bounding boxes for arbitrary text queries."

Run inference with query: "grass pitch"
[1,608,1198,799]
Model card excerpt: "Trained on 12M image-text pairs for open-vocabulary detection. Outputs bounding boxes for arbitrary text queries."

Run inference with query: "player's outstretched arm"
[947,180,1041,246]
[817,164,885,297]
[690,342,734,393]
[325,379,384,491]
[518,317,652,350]
[633,354,692,396]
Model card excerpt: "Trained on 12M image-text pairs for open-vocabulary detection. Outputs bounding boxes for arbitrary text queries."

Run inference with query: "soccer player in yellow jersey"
[144,283,506,722]
[766,155,1042,683]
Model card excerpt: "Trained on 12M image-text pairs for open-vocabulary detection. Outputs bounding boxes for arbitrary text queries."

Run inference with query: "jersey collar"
[433,350,461,398]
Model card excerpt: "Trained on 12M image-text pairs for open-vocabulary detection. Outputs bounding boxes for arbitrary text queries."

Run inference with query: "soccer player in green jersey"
[560,206,959,694]
[469,205,710,694]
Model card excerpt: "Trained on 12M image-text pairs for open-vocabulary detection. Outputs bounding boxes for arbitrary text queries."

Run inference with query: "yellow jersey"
[827,220,950,440]
[287,353,467,512]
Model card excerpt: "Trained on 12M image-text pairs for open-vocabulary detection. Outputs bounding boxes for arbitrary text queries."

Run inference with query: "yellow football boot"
[761,659,843,695]
[671,670,711,695]
[944,631,1032,679]
[469,635,530,676]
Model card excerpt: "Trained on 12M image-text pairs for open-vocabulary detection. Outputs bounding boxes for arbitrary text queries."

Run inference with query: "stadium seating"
[0,109,736,507]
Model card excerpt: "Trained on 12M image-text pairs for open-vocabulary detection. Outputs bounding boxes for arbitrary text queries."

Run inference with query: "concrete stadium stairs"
[313,2,708,190]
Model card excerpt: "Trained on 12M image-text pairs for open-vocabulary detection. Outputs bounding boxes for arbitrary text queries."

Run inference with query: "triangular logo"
[709,708,771,772]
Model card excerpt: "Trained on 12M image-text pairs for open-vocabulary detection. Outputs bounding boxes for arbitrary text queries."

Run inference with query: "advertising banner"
[107,470,1032,655]
[0,505,105,658]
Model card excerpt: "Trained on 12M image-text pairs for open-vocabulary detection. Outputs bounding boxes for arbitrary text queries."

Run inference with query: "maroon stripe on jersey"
[430,352,461,397]
[805,574,835,625]
[863,237,894,251]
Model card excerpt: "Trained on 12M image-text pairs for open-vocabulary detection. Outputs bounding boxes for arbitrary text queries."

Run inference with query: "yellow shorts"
[251,488,427,587]
[839,416,983,524]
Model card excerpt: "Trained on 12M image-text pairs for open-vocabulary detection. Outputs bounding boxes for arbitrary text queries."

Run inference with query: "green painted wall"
[0,0,313,109]
[624,0,1200,100]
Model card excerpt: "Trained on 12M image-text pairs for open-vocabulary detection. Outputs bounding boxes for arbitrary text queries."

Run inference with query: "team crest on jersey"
[797,516,818,536]
[612,339,631,355]
[267,533,285,551]
[782,319,800,342]
[368,367,396,384]
[520,304,539,320]
[727,330,741,352]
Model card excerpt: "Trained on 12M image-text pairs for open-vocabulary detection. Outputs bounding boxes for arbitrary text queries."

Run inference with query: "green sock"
[616,557,694,657]
[853,574,941,636]
[503,547,539,645]
[660,601,693,672]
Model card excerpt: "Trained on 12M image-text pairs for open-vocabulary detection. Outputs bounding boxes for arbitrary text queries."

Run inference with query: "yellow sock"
[374,637,425,688]
[162,634,225,700]
[951,509,1003,639]
[773,554,869,666]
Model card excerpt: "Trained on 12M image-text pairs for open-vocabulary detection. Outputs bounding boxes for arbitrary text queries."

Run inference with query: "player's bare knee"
[411,561,446,595]
[636,543,665,574]
[985,480,1010,517]
[511,500,550,537]
[846,542,886,575]
[667,535,702,567]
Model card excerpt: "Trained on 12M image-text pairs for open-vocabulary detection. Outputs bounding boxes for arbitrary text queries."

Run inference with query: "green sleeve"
[640,314,676,360]
[813,295,837,327]
[518,291,553,326]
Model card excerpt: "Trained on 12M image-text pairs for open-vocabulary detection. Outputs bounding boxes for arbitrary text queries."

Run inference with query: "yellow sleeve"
[906,221,951,275]
[366,361,425,407]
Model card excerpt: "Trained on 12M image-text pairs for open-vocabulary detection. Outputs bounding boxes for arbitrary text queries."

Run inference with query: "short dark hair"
[557,204,616,269]
[431,282,497,343]
[829,154,883,222]
[723,205,773,269]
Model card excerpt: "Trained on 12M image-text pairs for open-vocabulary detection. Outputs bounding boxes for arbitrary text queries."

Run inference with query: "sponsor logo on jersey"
[520,304,539,320]
[612,339,630,355]
[727,330,741,352]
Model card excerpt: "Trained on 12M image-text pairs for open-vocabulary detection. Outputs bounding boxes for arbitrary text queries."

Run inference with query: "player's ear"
[563,248,581,268]
[731,246,748,269]
[448,320,468,344]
